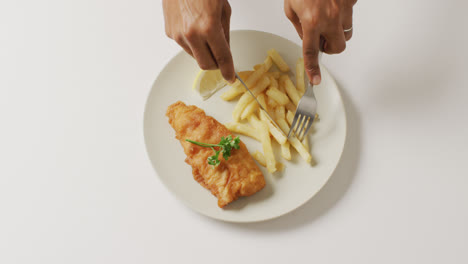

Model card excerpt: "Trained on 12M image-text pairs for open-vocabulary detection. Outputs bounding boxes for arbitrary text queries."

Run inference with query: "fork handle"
[304,83,315,96]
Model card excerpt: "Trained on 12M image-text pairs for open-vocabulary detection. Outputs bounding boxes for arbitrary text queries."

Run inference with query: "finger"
[187,38,217,70]
[207,28,235,83]
[342,8,353,41]
[319,36,326,51]
[284,4,303,39]
[322,26,347,54]
[302,29,321,85]
[221,0,231,44]
[174,35,193,57]
[291,16,304,39]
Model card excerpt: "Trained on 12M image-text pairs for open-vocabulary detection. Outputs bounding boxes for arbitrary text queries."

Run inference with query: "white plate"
[144,30,346,223]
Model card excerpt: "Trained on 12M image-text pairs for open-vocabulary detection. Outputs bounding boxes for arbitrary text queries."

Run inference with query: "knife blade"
[235,73,287,137]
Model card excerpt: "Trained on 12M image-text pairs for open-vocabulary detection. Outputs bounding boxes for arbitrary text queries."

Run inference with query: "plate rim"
[143,29,348,223]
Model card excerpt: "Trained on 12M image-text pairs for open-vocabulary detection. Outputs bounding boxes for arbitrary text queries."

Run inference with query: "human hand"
[163,0,235,82]
[284,0,357,85]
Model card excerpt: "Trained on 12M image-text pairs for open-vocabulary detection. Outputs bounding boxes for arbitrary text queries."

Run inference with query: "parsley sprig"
[185,135,241,166]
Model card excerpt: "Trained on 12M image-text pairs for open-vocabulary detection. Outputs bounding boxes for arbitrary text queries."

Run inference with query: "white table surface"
[1,0,468,263]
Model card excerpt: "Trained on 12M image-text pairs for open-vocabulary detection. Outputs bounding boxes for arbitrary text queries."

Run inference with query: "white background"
[1,0,468,263]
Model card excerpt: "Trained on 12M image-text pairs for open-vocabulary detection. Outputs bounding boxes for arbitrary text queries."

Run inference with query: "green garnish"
[185,135,241,167]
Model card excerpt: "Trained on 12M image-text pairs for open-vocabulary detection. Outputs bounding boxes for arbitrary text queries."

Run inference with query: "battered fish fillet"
[166,101,266,208]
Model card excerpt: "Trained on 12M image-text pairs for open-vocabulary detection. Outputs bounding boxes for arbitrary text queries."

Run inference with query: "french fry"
[276,162,285,172]
[267,95,279,108]
[276,118,313,164]
[264,55,273,69]
[246,62,272,88]
[248,114,262,129]
[256,93,268,112]
[280,75,301,105]
[279,76,296,112]
[286,110,295,126]
[296,58,305,95]
[289,136,313,164]
[232,92,256,122]
[238,71,252,80]
[221,60,270,101]
[278,78,286,93]
[252,151,266,167]
[266,87,289,105]
[269,123,287,144]
[274,105,286,121]
[266,76,288,108]
[268,71,281,79]
[232,76,270,121]
[220,86,244,101]
[303,135,309,150]
[240,100,259,120]
[281,141,291,160]
[253,151,284,171]
[267,49,290,72]
[250,75,272,95]
[259,120,277,173]
[220,71,253,101]
[285,101,296,112]
[269,76,278,89]
[225,122,262,141]
[253,64,262,71]
[259,110,287,145]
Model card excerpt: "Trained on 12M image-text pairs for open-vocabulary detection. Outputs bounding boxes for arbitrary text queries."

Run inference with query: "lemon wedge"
[193,70,227,100]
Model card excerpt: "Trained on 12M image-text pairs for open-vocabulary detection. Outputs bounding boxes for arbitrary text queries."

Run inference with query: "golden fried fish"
[166,101,265,208]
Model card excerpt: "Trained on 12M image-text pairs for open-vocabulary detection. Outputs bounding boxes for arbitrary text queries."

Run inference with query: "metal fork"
[287,50,323,141]
[287,81,317,141]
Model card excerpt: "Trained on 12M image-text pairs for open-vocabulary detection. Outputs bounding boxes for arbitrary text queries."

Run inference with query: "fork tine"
[295,115,307,140]
[299,116,312,141]
[295,115,305,138]
[293,114,304,138]
[288,113,301,138]
[292,80,317,140]
[301,119,314,141]
[297,115,309,141]
[296,116,307,141]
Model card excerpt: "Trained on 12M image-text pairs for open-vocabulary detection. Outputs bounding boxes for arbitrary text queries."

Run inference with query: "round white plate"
[144,30,346,223]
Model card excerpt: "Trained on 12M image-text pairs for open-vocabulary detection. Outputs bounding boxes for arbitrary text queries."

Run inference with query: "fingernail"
[312,75,321,85]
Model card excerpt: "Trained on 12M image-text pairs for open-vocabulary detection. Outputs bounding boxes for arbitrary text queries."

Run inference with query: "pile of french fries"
[224,48,317,173]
